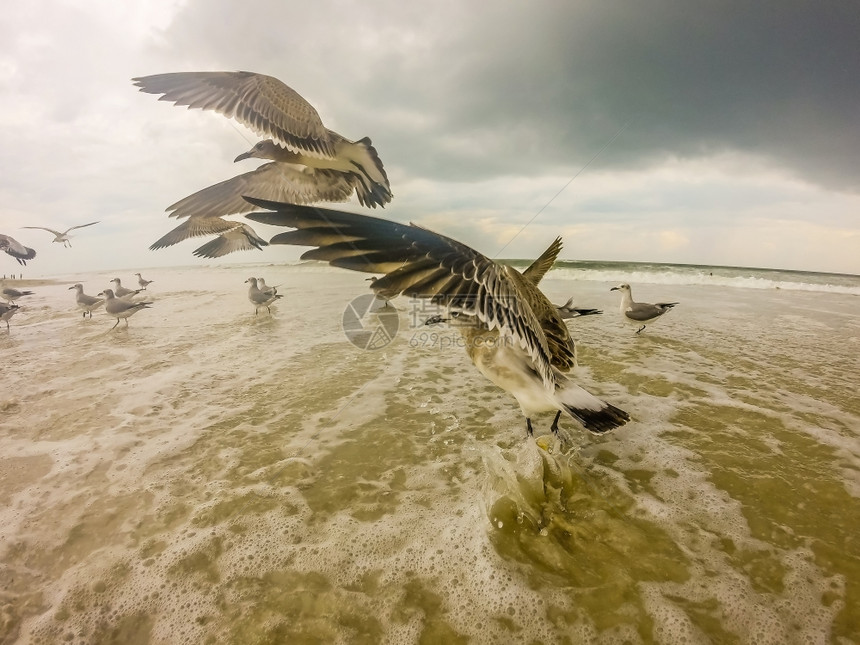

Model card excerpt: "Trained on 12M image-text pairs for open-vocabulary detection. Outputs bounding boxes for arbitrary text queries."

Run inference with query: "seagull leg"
[636,325,646,334]
[112,318,120,329]
[550,411,562,435]
[526,418,534,436]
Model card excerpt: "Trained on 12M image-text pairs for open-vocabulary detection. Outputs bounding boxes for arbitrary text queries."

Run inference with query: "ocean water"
[1,260,858,644]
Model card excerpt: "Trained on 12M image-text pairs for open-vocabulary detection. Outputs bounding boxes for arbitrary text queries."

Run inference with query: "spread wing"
[522,237,562,285]
[21,226,62,236]
[166,164,355,220]
[192,224,269,258]
[132,71,334,157]
[66,221,100,233]
[245,199,575,388]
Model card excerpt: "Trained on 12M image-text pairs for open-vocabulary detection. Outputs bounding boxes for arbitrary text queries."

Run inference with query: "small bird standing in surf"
[98,289,152,329]
[21,221,99,248]
[69,284,104,318]
[0,302,20,330]
[554,297,602,320]
[110,278,141,300]
[135,273,154,290]
[610,283,677,333]
[245,277,282,315]
[2,285,34,304]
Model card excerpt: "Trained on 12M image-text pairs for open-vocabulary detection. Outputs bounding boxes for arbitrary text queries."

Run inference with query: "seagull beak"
[610,287,619,291]
[424,315,449,326]
[68,285,75,290]
[234,149,254,163]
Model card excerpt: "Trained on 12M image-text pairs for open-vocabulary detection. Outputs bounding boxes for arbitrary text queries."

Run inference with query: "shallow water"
[1,264,858,644]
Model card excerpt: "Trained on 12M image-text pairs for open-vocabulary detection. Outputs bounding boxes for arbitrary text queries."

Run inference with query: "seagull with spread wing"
[133,71,392,257]
[245,199,629,438]
[21,222,99,248]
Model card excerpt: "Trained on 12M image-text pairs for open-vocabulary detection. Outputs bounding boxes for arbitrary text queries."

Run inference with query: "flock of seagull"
[1,70,681,439]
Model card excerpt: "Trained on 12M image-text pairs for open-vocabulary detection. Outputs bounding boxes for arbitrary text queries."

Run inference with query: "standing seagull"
[257,278,279,297]
[245,200,629,437]
[0,302,20,330]
[98,289,152,329]
[0,234,36,265]
[69,284,105,318]
[135,273,154,289]
[2,286,34,304]
[610,283,678,334]
[555,297,602,319]
[21,221,99,248]
[110,278,141,300]
[245,277,282,315]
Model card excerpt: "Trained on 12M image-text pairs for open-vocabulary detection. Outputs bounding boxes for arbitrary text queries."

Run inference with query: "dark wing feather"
[522,237,562,285]
[245,199,563,388]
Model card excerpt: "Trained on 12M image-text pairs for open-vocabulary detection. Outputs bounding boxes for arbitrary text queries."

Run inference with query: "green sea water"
[0,262,857,643]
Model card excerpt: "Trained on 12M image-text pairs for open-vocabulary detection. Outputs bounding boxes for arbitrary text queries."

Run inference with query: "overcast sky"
[1,0,858,277]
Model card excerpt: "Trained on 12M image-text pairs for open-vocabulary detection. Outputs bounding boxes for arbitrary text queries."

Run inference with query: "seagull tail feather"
[555,383,630,434]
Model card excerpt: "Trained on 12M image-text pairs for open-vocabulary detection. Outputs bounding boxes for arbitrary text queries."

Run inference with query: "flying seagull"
[0,234,36,265]
[555,297,602,319]
[21,222,99,247]
[98,289,152,329]
[149,217,269,258]
[133,71,392,256]
[69,284,104,318]
[245,199,629,438]
[610,283,678,333]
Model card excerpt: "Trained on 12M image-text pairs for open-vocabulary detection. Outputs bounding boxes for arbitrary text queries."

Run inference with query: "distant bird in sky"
[69,283,104,318]
[110,278,141,300]
[245,277,282,315]
[134,273,153,290]
[21,221,99,248]
[0,234,36,265]
[98,289,152,329]
[245,199,629,438]
[133,71,391,257]
[610,283,678,333]
[0,302,20,330]
[554,297,602,319]
[2,286,34,304]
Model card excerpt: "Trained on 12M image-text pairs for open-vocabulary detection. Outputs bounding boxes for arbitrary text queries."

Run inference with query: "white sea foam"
[1,262,857,643]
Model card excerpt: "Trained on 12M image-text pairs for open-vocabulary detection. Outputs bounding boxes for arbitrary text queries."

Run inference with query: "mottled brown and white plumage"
[246,199,629,437]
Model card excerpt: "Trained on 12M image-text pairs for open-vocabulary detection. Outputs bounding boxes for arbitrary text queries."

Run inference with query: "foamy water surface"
[1,263,858,644]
